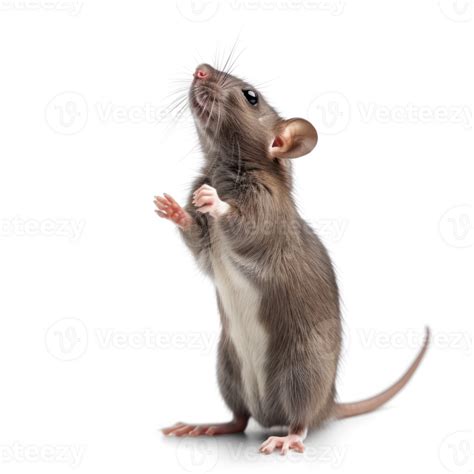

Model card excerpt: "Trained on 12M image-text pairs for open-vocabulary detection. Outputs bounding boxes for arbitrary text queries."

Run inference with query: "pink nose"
[194,67,210,80]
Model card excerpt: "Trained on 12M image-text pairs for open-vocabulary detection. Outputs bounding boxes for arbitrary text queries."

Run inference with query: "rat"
[154,63,430,455]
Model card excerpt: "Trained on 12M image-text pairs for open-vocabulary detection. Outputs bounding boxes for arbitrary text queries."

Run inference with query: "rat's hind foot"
[259,434,305,455]
[162,416,248,437]
[154,193,192,230]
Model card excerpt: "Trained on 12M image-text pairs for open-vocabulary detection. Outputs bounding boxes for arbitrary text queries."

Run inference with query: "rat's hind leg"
[259,426,307,455]
[162,416,248,437]
[215,329,251,422]
[161,330,250,438]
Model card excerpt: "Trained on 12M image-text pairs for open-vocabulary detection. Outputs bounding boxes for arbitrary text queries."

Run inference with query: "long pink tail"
[335,326,431,419]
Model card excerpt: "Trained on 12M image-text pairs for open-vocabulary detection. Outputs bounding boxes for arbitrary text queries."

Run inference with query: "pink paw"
[192,184,229,218]
[259,434,305,455]
[154,193,192,230]
[162,418,247,437]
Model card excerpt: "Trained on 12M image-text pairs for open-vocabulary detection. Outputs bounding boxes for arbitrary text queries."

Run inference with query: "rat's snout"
[189,63,223,129]
[193,64,213,81]
[194,68,208,80]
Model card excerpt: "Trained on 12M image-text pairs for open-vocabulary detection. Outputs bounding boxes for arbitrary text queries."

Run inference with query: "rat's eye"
[242,89,258,106]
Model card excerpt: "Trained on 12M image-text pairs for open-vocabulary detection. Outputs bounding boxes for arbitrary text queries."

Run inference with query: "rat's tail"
[334,326,431,419]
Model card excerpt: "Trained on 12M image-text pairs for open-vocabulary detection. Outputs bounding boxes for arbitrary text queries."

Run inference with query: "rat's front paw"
[192,184,230,219]
[154,193,192,230]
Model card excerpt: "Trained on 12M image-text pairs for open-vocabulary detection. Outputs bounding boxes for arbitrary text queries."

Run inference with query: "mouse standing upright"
[155,63,430,455]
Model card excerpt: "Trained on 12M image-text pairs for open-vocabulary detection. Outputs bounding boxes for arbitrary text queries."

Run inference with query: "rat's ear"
[269,118,318,159]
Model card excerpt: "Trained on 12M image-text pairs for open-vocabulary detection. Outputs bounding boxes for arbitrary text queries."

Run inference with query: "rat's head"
[189,63,317,163]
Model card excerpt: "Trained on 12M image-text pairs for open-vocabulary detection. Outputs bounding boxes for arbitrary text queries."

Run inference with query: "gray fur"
[179,64,341,433]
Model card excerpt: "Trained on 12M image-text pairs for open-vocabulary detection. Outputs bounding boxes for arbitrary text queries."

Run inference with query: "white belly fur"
[211,246,268,416]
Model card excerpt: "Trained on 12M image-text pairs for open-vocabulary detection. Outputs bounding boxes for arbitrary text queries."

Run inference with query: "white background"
[0,1,472,473]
